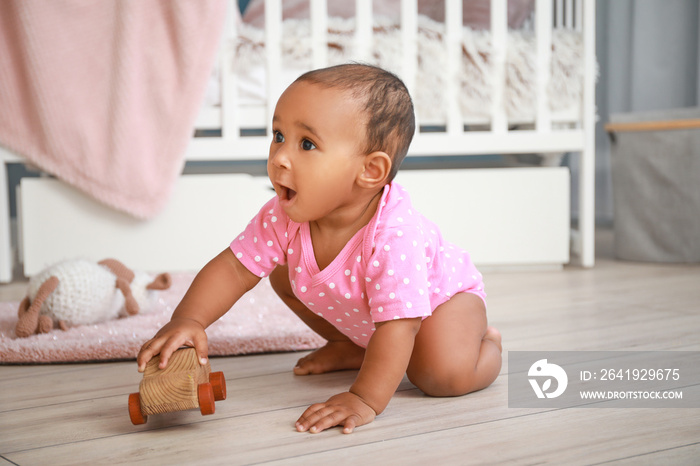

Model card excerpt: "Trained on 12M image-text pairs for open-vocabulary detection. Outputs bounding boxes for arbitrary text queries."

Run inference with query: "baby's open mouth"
[281,186,297,201]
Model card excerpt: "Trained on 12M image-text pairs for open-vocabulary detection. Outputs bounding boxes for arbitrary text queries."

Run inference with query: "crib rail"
[191,0,594,157]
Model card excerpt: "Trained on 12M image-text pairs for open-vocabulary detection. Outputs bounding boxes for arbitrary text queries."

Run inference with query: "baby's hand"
[296,392,376,434]
[137,317,209,372]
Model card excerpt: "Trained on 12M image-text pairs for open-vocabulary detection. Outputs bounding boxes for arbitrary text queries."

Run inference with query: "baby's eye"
[273,131,284,143]
[301,139,316,151]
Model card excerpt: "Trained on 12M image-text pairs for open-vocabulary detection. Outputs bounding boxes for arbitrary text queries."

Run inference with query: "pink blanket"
[0,273,325,363]
[0,0,227,218]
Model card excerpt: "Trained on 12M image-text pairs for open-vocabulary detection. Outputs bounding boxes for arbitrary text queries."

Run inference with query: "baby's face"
[267,81,368,223]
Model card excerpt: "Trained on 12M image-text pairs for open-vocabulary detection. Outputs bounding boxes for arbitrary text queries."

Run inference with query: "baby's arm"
[295,316,421,434]
[137,248,260,372]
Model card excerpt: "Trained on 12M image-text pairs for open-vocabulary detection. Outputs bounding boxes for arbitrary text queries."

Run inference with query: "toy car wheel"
[128,392,147,425]
[209,371,227,401]
[198,383,216,415]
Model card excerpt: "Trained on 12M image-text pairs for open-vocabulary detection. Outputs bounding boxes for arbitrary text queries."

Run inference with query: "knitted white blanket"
[212,15,588,124]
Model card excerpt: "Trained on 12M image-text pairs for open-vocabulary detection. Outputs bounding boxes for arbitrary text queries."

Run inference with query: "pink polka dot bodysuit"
[230,182,485,348]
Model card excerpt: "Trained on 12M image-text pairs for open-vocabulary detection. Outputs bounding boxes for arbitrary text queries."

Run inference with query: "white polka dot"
[403,278,410,284]
[253,236,258,243]
[269,209,274,214]
[329,306,335,310]
[365,277,372,282]
[271,216,278,222]
[401,254,406,261]
[300,286,307,292]
[435,287,441,293]
[373,260,380,267]
[273,257,279,262]
[345,269,351,276]
[345,293,351,299]
[329,283,335,289]
[416,265,421,271]
[375,284,381,290]
[353,308,360,313]
[389,292,396,299]
[397,230,404,237]
[419,289,424,295]
[378,306,383,313]
[254,256,261,262]
[267,240,273,247]
[260,272,265,277]
[384,245,390,251]
[295,267,302,273]
[397,217,403,222]
[356,256,361,262]
[362,320,368,324]
[458,282,463,287]
[317,312,323,316]
[239,235,245,240]
[388,270,394,276]
[319,292,325,297]
[336,318,342,322]
[351,276,357,282]
[412,240,418,247]
[345,312,351,317]
[236,252,243,259]
[263,222,268,229]
[406,302,412,308]
[288,248,294,254]
[393,316,400,320]
[308,302,315,306]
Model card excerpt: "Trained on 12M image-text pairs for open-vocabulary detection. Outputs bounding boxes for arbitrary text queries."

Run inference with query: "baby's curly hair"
[295,63,415,182]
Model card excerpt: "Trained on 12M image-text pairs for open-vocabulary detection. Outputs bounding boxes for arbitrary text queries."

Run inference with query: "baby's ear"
[357,151,391,189]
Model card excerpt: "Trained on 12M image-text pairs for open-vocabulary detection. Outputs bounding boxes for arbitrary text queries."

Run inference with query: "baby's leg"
[407,292,502,397]
[269,265,365,375]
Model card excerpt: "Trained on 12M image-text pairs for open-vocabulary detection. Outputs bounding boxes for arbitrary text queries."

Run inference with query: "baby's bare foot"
[484,326,502,352]
[294,340,365,375]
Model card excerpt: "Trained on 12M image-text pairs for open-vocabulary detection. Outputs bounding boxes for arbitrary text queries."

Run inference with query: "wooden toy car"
[128,347,226,425]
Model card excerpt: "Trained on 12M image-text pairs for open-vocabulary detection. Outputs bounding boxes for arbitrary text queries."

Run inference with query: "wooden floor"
[2,230,699,465]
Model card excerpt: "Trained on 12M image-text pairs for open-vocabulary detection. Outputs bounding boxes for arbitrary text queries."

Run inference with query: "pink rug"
[0,273,325,364]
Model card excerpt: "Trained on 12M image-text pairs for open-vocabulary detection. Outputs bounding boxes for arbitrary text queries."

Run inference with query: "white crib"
[0,0,596,282]
[189,0,596,262]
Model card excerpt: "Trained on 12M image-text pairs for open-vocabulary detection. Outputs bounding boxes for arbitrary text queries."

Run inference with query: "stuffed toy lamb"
[15,258,171,338]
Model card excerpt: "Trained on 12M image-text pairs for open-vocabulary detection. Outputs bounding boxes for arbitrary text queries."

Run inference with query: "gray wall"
[591,0,699,225]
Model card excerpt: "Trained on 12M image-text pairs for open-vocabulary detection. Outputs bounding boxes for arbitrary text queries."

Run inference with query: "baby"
[137,63,502,434]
